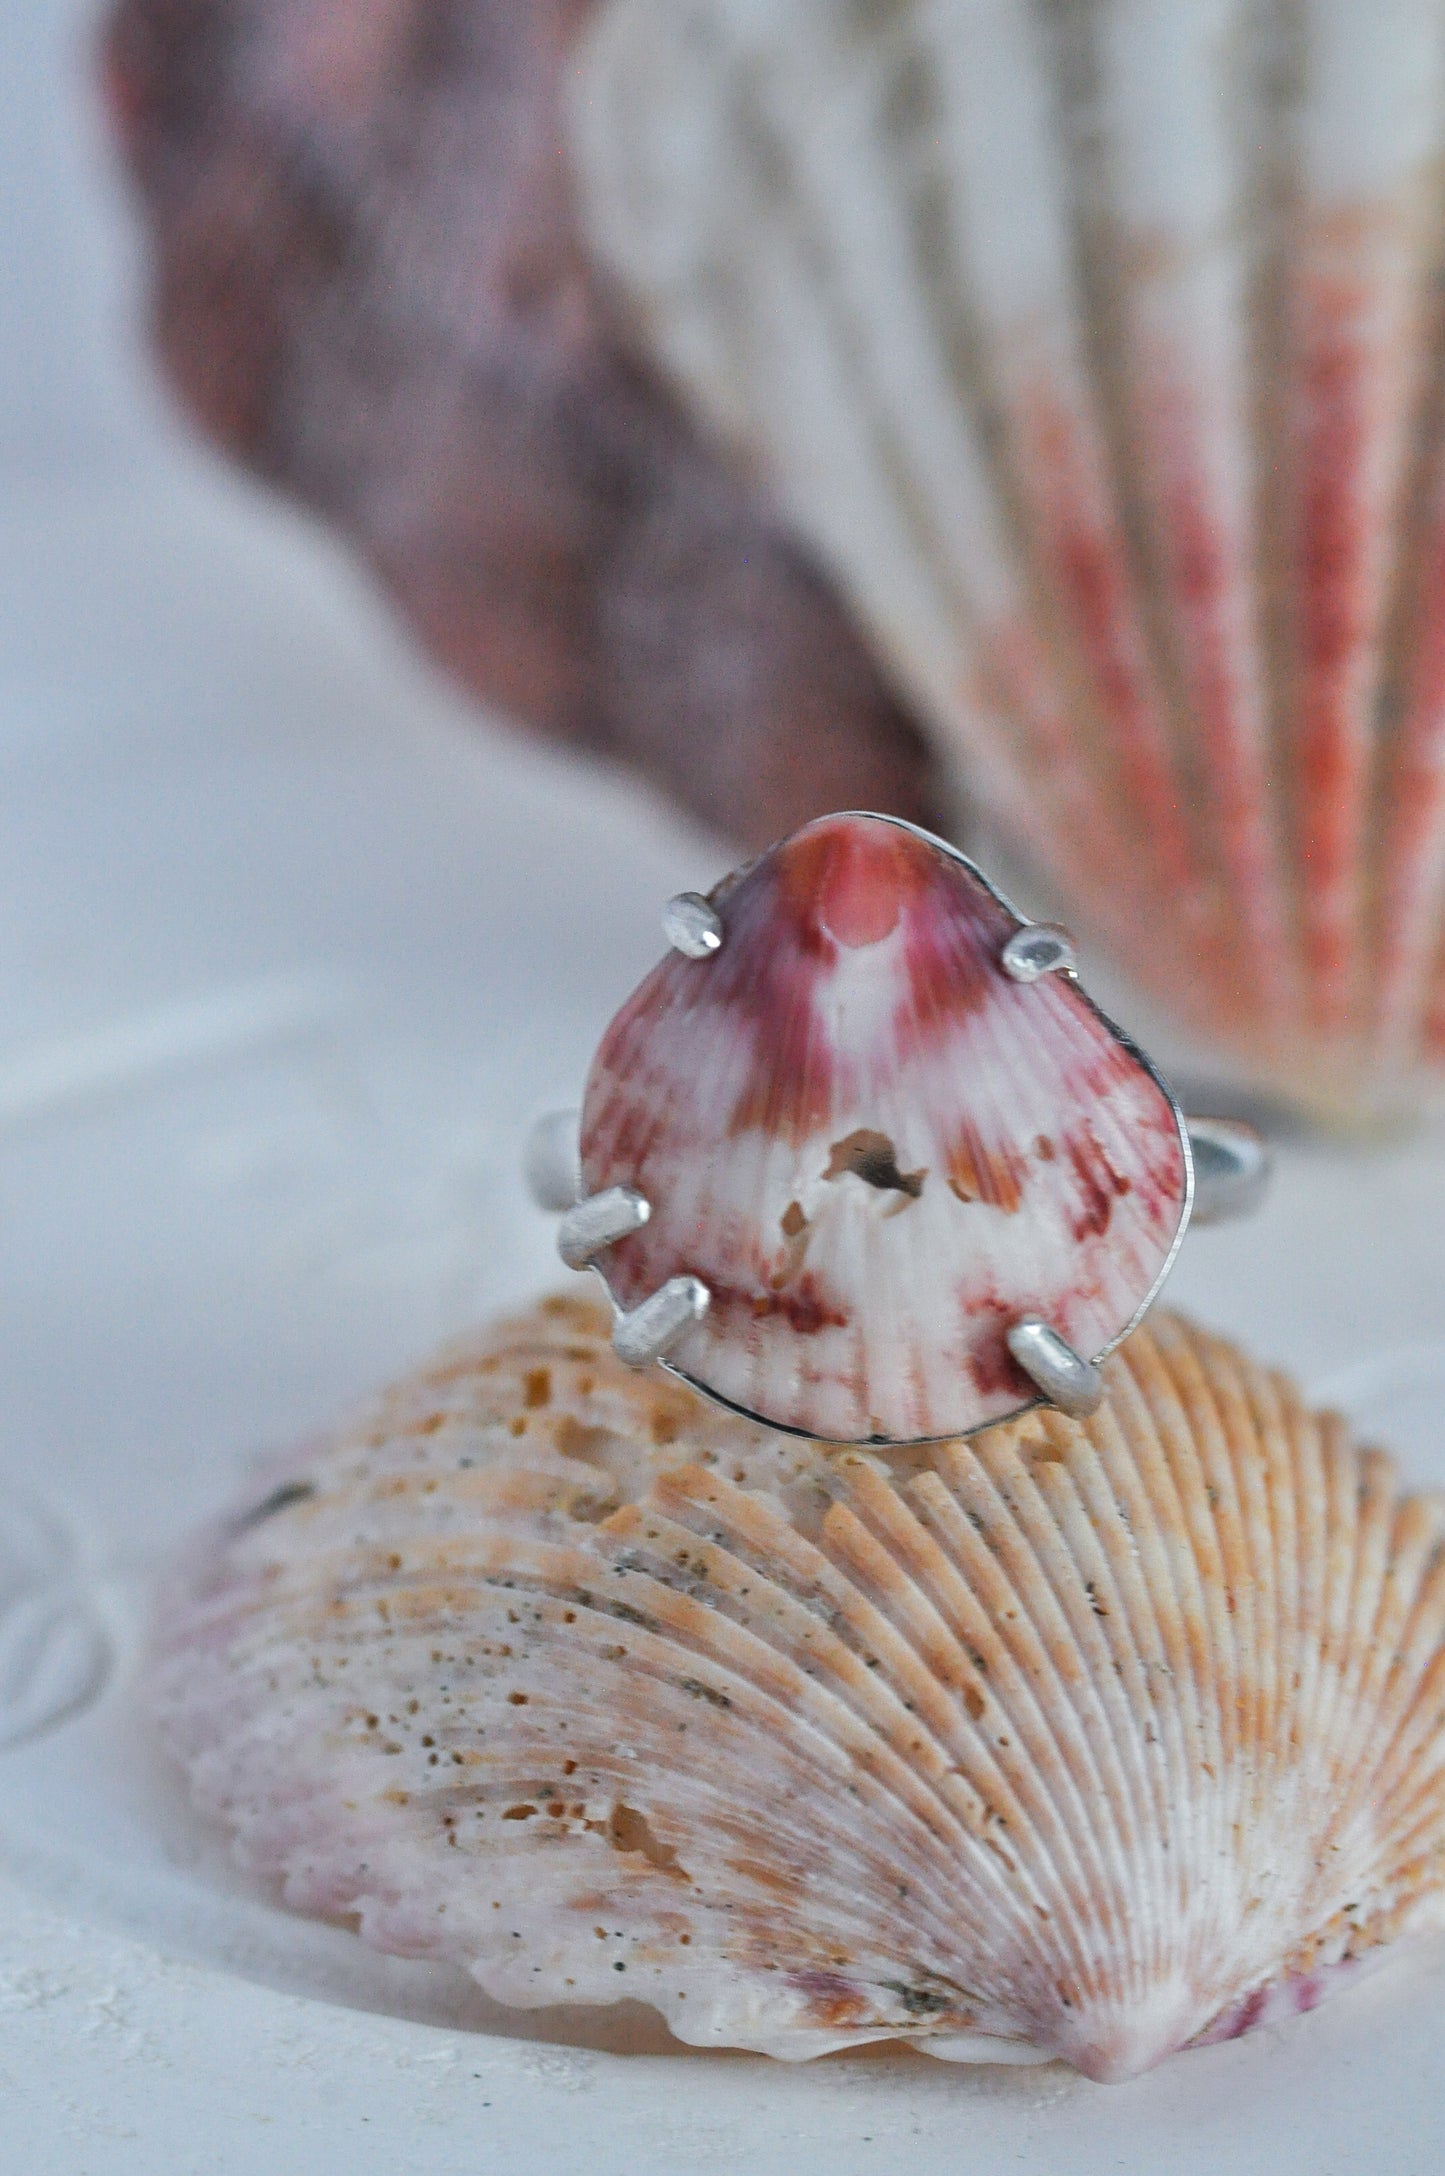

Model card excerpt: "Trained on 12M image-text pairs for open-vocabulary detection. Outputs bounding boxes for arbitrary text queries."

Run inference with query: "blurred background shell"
[150,1292,1445,2081]
[570,0,1445,1114]
[99,0,939,858]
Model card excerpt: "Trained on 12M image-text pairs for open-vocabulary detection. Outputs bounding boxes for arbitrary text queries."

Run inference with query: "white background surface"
[6,2,1445,2168]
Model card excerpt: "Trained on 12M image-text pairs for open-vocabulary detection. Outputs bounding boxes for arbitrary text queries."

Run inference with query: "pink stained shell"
[579,814,1190,1443]
[567,0,1445,1110]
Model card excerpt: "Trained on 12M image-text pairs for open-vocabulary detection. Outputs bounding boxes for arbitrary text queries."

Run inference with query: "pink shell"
[579,814,1190,1442]
[569,0,1445,1112]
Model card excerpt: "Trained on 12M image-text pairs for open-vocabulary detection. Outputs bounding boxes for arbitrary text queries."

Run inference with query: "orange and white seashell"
[567,0,1445,1111]
[577,811,1190,1443]
[149,1292,1445,2081]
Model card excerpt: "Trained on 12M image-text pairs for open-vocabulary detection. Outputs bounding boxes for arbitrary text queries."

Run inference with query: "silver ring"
[528,812,1268,1446]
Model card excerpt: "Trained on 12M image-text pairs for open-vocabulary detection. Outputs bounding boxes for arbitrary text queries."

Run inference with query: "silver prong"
[557,1186,650,1270]
[663,891,724,958]
[524,1108,581,1212]
[612,1276,711,1367]
[1006,1318,1103,1418]
[1000,923,1077,983]
[1184,1117,1271,1226]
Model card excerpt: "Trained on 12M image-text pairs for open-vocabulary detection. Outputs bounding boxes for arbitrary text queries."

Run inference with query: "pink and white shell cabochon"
[573,814,1192,1444]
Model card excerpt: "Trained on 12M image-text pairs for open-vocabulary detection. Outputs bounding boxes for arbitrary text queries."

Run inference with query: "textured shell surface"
[569,0,1445,1111]
[578,812,1189,1442]
[149,1292,1445,2083]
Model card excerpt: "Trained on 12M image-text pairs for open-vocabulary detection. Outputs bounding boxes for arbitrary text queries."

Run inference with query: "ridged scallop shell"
[569,0,1445,1111]
[580,812,1190,1442]
[150,1292,1445,2081]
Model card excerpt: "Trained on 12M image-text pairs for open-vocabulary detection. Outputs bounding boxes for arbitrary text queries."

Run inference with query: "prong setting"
[529,814,1197,1443]
[557,1186,651,1271]
[612,1276,711,1367]
[524,1108,582,1212]
[1006,1318,1104,1418]
[1183,1117,1271,1226]
[1000,923,1077,983]
[663,891,724,958]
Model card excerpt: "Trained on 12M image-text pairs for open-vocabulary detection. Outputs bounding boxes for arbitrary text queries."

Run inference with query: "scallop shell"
[568,0,1445,1111]
[150,1292,1445,2081]
[579,811,1190,1442]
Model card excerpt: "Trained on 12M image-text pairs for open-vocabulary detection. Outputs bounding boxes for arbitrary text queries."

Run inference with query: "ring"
[526,812,1268,1446]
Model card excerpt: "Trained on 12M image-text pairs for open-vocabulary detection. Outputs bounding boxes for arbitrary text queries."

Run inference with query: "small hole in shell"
[823,1128,925,1199]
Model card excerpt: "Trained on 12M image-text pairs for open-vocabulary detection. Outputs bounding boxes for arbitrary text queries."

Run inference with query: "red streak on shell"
[1290,211,1418,1043]
[1124,335,1294,1038]
[705,1270,852,1340]
[780,816,925,949]
[944,1122,1028,1213]
[1060,1123,1135,1243]
[1015,376,1206,928]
